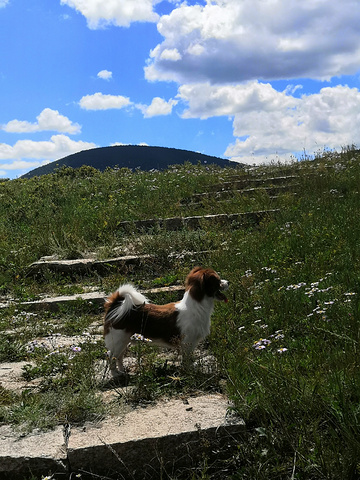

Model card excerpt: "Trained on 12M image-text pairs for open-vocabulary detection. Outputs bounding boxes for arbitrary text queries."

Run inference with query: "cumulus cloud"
[145,0,360,84]
[177,82,360,164]
[159,48,182,61]
[97,69,112,80]
[79,92,131,110]
[60,0,159,28]
[137,97,178,117]
[79,91,177,117]
[228,85,360,161]
[2,108,81,134]
[178,82,295,119]
[0,160,51,174]
[0,135,97,163]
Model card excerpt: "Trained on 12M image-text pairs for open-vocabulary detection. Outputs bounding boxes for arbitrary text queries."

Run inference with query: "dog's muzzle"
[215,279,229,302]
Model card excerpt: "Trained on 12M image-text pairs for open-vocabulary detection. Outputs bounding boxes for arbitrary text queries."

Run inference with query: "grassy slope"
[1,152,360,479]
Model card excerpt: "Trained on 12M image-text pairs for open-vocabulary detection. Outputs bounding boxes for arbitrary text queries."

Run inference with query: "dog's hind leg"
[105,329,131,377]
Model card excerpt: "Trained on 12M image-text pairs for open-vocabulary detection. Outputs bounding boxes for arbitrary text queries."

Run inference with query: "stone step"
[28,254,152,277]
[119,209,279,233]
[0,285,186,312]
[181,184,298,205]
[0,394,244,479]
[206,175,298,192]
[28,250,211,277]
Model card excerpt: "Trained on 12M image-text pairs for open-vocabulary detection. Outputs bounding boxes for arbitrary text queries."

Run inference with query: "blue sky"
[1,0,360,179]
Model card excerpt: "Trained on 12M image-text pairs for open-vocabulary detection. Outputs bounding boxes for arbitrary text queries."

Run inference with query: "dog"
[104,266,229,377]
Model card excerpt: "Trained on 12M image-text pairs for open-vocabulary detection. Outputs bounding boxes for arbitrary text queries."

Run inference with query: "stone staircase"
[0,169,299,478]
[2,172,298,312]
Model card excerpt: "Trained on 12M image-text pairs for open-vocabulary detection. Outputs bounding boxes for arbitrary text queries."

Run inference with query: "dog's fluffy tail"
[105,284,149,326]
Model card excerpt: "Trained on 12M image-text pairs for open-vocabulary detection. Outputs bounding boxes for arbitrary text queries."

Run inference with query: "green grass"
[1,150,360,478]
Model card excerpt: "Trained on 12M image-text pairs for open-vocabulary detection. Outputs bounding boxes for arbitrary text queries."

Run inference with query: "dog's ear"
[185,266,205,301]
[203,270,221,297]
[185,266,203,287]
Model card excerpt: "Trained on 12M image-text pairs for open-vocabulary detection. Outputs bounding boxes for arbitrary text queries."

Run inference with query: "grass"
[1,149,360,478]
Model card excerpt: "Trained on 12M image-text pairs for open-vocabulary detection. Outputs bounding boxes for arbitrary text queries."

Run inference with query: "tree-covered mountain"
[22,145,238,178]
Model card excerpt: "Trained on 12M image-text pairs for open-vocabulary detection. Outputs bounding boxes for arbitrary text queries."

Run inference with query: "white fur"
[105,328,131,373]
[105,285,150,373]
[105,284,149,325]
[175,291,214,351]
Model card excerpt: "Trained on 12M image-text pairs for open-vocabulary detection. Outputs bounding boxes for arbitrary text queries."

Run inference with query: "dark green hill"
[22,145,238,178]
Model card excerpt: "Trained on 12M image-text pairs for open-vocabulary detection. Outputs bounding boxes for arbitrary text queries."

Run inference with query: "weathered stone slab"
[27,250,211,277]
[182,184,298,205]
[0,425,67,479]
[207,175,299,192]
[119,210,278,233]
[67,394,244,478]
[28,254,152,277]
[0,362,43,393]
[0,394,244,479]
[1,285,185,311]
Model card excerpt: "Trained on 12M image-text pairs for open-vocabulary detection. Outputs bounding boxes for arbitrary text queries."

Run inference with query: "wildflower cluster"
[130,333,153,343]
[239,319,288,355]
[25,333,88,373]
[10,310,38,327]
[26,339,48,354]
[252,329,287,354]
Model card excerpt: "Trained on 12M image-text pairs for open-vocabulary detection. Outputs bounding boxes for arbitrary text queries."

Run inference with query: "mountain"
[21,145,239,178]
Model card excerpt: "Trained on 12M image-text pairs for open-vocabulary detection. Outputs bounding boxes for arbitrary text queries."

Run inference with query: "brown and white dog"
[104,266,229,377]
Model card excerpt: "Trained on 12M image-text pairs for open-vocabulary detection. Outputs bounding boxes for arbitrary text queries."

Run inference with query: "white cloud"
[0,135,97,163]
[110,142,149,147]
[160,48,182,61]
[186,44,205,56]
[145,0,360,84]
[0,160,51,173]
[284,84,303,96]
[177,82,360,164]
[178,82,296,119]
[137,97,178,118]
[2,108,81,134]
[79,92,131,110]
[79,92,177,117]
[110,142,127,147]
[97,69,112,80]
[0,0,9,7]
[60,0,159,28]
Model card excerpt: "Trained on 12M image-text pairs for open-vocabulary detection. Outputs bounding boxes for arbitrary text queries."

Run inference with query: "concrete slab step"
[28,254,152,277]
[0,394,244,479]
[119,209,279,233]
[0,362,42,393]
[0,425,67,479]
[206,175,299,192]
[68,394,244,477]
[0,285,186,312]
[181,184,298,205]
[27,250,211,277]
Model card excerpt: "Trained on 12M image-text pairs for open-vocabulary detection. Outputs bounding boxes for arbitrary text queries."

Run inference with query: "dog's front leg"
[180,340,197,370]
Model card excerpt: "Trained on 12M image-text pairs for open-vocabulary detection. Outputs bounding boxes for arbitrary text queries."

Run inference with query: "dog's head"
[185,266,229,303]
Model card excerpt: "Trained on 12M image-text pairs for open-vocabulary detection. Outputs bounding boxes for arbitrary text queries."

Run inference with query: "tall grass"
[208,152,360,479]
[1,150,360,478]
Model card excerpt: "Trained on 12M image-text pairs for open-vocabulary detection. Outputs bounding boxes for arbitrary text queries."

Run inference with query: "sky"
[1,0,360,179]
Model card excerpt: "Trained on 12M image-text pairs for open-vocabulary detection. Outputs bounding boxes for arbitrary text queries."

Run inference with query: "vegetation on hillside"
[1,149,360,479]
